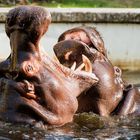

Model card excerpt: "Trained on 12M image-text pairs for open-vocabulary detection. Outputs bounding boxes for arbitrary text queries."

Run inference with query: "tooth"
[91,73,99,82]
[71,61,76,70]
[53,55,60,63]
[75,63,85,71]
[82,54,92,73]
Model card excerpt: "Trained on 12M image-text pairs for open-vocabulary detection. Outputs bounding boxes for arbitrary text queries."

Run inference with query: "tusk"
[75,63,85,71]
[82,54,92,73]
[71,61,76,70]
[53,55,60,63]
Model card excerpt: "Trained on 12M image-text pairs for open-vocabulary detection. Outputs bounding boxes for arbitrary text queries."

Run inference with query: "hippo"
[0,6,99,126]
[54,40,124,116]
[53,26,140,116]
[58,26,107,57]
[114,84,140,115]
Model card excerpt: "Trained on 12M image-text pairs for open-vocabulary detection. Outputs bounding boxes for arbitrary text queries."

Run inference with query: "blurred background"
[0,0,140,8]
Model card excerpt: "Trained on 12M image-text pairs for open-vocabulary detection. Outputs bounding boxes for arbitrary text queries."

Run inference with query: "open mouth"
[53,40,94,70]
[53,39,99,83]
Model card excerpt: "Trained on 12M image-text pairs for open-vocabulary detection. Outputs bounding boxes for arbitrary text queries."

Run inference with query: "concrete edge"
[0,8,140,23]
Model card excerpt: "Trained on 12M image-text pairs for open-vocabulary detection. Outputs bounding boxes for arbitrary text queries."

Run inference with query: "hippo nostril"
[24,64,34,74]
[27,65,33,72]
[22,61,39,77]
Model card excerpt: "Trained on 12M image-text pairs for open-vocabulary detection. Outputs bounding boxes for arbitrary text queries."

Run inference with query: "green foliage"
[0,0,140,7]
[37,0,140,8]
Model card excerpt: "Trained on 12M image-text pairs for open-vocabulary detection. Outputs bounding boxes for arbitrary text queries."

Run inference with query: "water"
[0,113,140,139]
[0,72,139,140]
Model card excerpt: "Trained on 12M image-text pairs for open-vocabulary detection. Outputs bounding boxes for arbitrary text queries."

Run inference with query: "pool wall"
[0,8,140,71]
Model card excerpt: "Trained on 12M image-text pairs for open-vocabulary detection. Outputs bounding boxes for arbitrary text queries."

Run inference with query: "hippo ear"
[86,27,106,56]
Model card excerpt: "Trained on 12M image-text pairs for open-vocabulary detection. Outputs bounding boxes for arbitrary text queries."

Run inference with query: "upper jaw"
[53,40,99,88]
[58,26,106,56]
[53,40,95,67]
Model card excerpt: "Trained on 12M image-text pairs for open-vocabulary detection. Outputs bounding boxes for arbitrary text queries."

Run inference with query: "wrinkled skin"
[0,6,98,126]
[54,27,140,116]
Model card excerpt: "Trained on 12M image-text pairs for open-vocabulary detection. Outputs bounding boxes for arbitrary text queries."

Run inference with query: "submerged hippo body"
[54,26,140,116]
[114,84,140,115]
[0,7,98,126]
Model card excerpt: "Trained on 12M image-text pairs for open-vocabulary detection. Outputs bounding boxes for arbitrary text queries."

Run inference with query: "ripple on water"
[0,113,140,139]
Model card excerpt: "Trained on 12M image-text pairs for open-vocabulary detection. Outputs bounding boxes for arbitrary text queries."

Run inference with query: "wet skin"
[0,6,98,126]
[54,40,124,116]
[54,27,140,116]
[114,84,140,115]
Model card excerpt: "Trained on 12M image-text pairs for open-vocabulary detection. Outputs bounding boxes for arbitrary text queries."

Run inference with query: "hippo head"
[54,40,93,68]
[5,6,51,45]
[53,28,125,116]
[0,6,99,126]
[58,26,107,56]
[3,6,51,79]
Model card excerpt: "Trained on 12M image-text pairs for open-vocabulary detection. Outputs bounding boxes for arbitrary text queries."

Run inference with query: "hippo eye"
[115,67,121,74]
[116,68,120,73]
